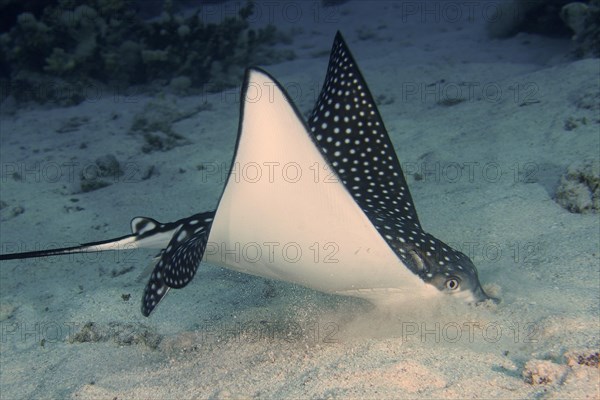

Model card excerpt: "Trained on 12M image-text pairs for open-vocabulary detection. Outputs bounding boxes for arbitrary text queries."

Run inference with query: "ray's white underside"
[206,70,438,304]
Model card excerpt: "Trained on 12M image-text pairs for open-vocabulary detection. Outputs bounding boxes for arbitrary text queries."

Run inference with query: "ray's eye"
[445,277,460,291]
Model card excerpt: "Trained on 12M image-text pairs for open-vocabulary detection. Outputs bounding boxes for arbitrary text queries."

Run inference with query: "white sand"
[1,1,598,399]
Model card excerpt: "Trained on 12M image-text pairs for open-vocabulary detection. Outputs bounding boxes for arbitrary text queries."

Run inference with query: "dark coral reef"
[0,0,294,105]
[486,0,600,58]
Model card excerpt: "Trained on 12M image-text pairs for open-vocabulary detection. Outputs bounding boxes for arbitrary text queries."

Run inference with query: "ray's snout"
[473,283,500,304]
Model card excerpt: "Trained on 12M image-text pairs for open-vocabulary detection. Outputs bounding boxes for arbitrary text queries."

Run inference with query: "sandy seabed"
[1,1,598,399]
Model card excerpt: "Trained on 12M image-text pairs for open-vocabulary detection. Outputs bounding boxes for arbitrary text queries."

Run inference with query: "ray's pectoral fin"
[306,32,425,274]
[306,32,496,303]
[141,212,214,316]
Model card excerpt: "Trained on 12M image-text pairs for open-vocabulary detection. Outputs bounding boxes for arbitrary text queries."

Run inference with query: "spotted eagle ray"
[0,32,496,316]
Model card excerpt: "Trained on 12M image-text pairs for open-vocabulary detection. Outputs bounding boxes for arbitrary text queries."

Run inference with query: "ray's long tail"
[0,234,138,260]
